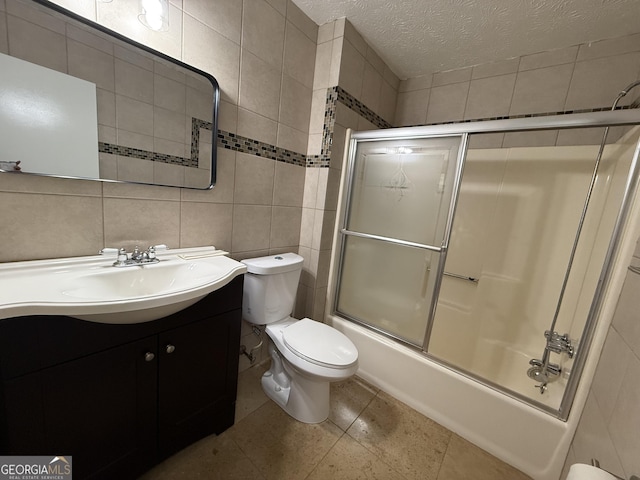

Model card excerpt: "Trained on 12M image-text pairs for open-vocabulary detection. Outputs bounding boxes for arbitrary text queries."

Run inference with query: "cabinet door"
[38,338,158,480]
[158,310,241,458]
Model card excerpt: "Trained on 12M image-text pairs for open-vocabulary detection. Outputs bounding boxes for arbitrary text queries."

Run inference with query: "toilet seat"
[283,318,358,369]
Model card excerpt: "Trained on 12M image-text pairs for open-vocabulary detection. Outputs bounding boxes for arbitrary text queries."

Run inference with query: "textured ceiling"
[291,0,640,79]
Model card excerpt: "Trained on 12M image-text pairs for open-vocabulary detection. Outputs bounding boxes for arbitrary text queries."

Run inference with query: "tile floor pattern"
[140,362,531,480]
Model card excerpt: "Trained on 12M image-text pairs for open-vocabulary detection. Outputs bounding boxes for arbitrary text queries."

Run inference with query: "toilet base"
[261,343,330,424]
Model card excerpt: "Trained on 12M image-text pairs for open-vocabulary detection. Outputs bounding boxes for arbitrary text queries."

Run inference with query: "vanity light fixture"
[138,0,169,31]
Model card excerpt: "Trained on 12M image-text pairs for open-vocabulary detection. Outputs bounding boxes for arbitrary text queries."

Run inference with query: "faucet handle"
[117,247,128,262]
[146,246,156,260]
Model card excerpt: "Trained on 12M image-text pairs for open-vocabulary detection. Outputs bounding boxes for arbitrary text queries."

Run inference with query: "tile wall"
[395,33,640,147]
[561,241,640,480]
[0,0,313,263]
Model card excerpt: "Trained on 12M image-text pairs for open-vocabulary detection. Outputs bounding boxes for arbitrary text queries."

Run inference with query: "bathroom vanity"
[0,275,243,480]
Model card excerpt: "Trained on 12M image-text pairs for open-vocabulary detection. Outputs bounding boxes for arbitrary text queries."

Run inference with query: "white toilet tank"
[241,253,304,325]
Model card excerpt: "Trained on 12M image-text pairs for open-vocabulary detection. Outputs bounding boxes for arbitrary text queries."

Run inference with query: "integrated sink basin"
[0,246,247,324]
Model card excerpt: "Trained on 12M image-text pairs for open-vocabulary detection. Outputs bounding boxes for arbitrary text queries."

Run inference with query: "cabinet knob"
[144,352,155,362]
[165,344,176,354]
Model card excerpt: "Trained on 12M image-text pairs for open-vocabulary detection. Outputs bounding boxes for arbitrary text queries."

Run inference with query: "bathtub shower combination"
[326,84,640,480]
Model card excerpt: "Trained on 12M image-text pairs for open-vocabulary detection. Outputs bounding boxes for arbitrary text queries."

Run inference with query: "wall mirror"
[0,0,219,189]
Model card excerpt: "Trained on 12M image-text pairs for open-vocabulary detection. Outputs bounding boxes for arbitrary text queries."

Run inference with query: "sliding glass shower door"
[334,135,466,346]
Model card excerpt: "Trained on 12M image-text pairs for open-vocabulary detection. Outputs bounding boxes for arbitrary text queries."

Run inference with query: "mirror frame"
[3,0,220,190]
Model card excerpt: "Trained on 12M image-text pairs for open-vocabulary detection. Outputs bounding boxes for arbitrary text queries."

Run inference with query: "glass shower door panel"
[346,136,463,247]
[336,236,441,346]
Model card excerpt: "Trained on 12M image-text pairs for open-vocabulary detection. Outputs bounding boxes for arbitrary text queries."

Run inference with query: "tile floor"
[140,362,531,480]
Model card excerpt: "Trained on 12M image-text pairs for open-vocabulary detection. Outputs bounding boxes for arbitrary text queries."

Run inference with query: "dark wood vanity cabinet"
[0,276,243,480]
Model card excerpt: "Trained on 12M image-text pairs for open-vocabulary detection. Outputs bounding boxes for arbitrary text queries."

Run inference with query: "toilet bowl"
[241,253,358,423]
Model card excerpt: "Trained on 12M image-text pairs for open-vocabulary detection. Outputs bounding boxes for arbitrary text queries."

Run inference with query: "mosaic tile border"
[102,89,638,171]
[216,131,308,167]
[99,117,214,168]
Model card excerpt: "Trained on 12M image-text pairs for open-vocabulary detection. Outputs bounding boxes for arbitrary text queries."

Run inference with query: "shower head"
[612,80,640,110]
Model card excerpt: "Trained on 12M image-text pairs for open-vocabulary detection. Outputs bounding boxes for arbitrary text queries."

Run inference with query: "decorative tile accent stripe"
[216,131,308,167]
[105,87,635,171]
[99,117,214,168]
[99,142,198,167]
[334,86,392,129]
[402,105,638,128]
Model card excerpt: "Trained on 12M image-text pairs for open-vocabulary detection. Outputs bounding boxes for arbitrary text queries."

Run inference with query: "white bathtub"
[327,311,612,480]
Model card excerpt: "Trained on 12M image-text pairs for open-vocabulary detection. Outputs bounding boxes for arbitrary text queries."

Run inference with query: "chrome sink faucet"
[113,245,160,267]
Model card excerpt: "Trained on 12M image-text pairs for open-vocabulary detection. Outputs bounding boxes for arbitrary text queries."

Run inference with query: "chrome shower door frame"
[331,108,640,420]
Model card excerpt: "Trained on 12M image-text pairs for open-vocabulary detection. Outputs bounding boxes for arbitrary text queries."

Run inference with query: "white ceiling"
[291,0,640,80]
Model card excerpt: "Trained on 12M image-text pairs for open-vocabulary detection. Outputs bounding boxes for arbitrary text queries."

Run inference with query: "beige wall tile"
[317,21,334,44]
[339,38,365,99]
[433,67,472,87]
[182,147,235,204]
[0,12,7,54]
[277,123,307,154]
[117,157,155,183]
[612,269,640,358]
[285,0,317,42]
[115,58,154,103]
[232,204,272,253]
[234,154,275,205]
[242,0,285,70]
[103,182,180,201]
[0,192,103,262]
[343,19,367,56]
[237,108,278,145]
[394,90,429,126]
[427,82,469,124]
[577,33,640,62]
[307,133,323,156]
[279,75,312,132]
[591,328,633,423]
[303,167,319,208]
[97,88,116,127]
[471,58,519,79]
[115,92,154,134]
[183,15,240,104]
[180,202,233,250]
[299,207,315,248]
[218,100,238,134]
[154,161,184,187]
[154,107,187,143]
[265,0,286,15]
[565,53,640,110]
[519,46,578,71]
[7,15,67,73]
[361,62,382,115]
[103,196,180,248]
[239,49,282,121]
[464,73,516,120]
[67,39,115,90]
[309,89,328,135]
[270,205,302,248]
[607,355,640,477]
[284,21,316,89]
[383,65,400,90]
[273,162,305,207]
[366,46,385,75]
[399,74,433,93]
[329,36,343,87]
[313,42,332,90]
[155,74,187,113]
[186,84,214,123]
[509,64,573,115]
[183,0,242,44]
[379,80,397,125]
[6,1,65,34]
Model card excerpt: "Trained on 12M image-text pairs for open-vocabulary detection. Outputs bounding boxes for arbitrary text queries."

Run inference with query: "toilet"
[241,252,358,423]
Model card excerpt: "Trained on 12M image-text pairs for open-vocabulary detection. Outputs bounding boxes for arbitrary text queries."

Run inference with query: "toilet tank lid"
[241,253,304,275]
